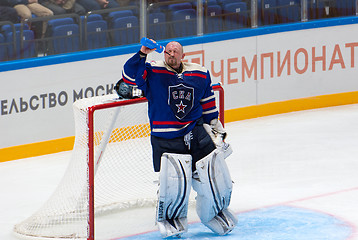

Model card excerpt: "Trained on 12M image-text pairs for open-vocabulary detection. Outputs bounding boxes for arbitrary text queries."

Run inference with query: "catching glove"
[203,119,232,158]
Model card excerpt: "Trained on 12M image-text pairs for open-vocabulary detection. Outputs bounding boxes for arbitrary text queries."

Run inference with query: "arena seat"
[111,15,139,45]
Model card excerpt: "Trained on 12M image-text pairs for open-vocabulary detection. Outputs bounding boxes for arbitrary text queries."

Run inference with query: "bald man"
[121,39,237,238]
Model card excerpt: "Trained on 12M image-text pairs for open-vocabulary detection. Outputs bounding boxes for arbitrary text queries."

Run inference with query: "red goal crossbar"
[86,83,224,240]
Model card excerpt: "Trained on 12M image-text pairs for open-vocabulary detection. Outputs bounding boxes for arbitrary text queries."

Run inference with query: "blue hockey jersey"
[122,51,219,139]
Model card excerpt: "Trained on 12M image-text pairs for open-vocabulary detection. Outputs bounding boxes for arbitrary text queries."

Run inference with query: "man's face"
[164,42,184,70]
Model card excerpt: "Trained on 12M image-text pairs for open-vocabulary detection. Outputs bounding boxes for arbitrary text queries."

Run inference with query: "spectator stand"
[81,13,108,50]
[222,1,251,31]
[87,6,140,47]
[0,21,35,61]
[147,0,197,39]
[1,0,357,63]
[308,0,338,20]
[22,14,81,56]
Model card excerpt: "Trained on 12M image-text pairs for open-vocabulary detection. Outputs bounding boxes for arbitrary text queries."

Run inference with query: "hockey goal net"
[13,84,224,240]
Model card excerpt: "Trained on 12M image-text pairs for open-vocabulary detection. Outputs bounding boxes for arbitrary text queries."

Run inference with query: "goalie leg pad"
[205,208,237,235]
[156,153,192,238]
[157,217,188,238]
[192,150,237,234]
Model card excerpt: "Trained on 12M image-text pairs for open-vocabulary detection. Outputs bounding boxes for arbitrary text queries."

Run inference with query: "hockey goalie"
[117,38,237,238]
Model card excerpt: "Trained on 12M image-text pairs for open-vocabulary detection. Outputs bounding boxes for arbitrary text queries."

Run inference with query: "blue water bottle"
[140,37,164,53]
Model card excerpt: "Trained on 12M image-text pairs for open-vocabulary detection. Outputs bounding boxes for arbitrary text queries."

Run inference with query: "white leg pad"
[192,150,237,234]
[205,208,237,235]
[156,153,192,238]
[157,217,188,238]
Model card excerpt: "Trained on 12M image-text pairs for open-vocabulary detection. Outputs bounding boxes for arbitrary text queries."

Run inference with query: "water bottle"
[140,37,164,53]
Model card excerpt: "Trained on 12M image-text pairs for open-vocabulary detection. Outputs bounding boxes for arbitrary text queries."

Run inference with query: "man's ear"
[181,53,185,60]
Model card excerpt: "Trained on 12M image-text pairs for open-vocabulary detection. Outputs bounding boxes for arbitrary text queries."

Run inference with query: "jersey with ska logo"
[122,51,218,139]
[169,83,194,120]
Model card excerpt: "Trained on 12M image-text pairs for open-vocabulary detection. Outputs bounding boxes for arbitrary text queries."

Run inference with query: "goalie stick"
[94,102,121,174]
[74,97,121,220]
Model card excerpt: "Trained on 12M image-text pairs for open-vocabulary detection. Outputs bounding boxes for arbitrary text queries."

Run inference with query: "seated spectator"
[116,0,129,6]
[40,0,85,15]
[0,3,20,23]
[10,0,53,20]
[76,0,119,12]
[6,0,53,38]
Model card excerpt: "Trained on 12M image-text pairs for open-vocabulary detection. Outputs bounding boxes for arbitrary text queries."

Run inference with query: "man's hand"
[140,38,157,54]
[210,119,226,139]
[96,0,108,8]
[204,119,232,158]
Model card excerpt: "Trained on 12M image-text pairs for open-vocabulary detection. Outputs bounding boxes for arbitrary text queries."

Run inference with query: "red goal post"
[13,83,224,240]
[87,83,224,239]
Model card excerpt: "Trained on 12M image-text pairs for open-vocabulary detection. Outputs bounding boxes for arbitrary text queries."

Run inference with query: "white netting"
[14,94,158,239]
[13,85,223,240]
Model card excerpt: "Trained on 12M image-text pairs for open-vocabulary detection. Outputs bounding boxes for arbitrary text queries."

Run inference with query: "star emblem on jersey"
[168,84,194,120]
[176,101,187,113]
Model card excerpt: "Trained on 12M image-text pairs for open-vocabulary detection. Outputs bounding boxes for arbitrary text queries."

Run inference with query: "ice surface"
[1,104,358,240]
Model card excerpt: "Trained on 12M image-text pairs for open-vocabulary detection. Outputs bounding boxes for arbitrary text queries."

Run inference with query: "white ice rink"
[1,103,358,240]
